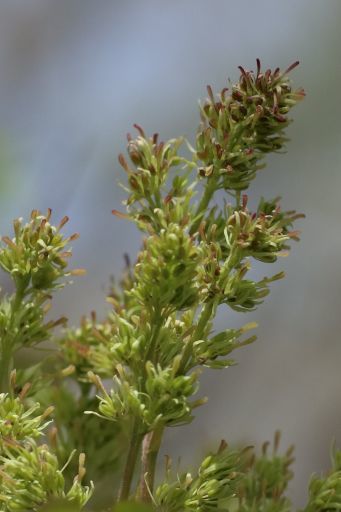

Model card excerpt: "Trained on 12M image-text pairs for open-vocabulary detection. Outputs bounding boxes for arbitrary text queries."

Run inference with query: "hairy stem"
[118,419,143,502]
[139,425,164,503]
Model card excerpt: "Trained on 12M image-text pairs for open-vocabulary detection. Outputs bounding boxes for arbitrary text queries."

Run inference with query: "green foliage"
[48,383,125,484]
[196,60,305,192]
[0,59,337,512]
[59,313,116,379]
[0,392,53,453]
[0,210,83,392]
[0,209,82,293]
[155,434,294,512]
[132,223,200,312]
[156,441,245,511]
[304,450,341,512]
[120,132,185,207]
[0,443,92,511]
[0,387,93,511]
[236,433,293,512]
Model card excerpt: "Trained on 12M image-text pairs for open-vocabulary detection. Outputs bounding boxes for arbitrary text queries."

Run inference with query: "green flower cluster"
[196,60,305,192]
[156,441,245,512]
[304,450,341,512]
[0,388,92,511]
[237,433,294,512]
[88,362,202,431]
[2,60,338,512]
[0,444,92,512]
[0,209,83,293]
[0,392,53,453]
[0,210,83,393]
[61,61,308,505]
[119,129,185,207]
[0,295,66,352]
[132,223,200,312]
[155,434,294,512]
[59,312,115,379]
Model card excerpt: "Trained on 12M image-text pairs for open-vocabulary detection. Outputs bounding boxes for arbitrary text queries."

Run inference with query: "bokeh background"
[0,1,340,507]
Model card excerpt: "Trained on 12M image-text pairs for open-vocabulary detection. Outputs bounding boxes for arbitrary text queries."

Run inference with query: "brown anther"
[58,216,69,230]
[284,60,300,75]
[118,153,130,173]
[262,440,270,455]
[218,439,228,453]
[19,382,31,400]
[133,124,145,137]
[215,143,223,159]
[220,87,229,101]
[199,222,206,241]
[274,430,281,453]
[256,58,261,78]
[112,209,129,219]
[39,218,47,233]
[287,230,301,241]
[48,426,58,449]
[206,84,215,104]
[286,445,295,458]
[52,316,68,327]
[238,65,247,77]
[265,69,271,81]
[2,236,16,249]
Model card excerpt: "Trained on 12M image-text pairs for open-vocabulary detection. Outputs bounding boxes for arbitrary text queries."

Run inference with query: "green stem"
[0,286,26,393]
[117,419,143,502]
[0,347,12,393]
[145,311,163,365]
[178,300,219,376]
[195,301,217,339]
[128,312,164,502]
[139,425,164,503]
[190,179,216,235]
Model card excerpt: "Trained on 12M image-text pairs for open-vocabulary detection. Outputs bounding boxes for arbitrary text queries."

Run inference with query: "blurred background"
[0,0,340,507]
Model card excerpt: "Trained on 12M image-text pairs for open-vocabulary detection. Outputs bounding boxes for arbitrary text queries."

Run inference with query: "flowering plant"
[0,60,339,512]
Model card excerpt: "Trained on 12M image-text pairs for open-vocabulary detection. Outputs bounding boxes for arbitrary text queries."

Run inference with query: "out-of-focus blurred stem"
[117,418,143,502]
[139,425,164,503]
[0,347,12,393]
[0,286,25,393]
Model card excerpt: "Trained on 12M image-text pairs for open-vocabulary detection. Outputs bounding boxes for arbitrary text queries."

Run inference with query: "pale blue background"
[0,1,340,506]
